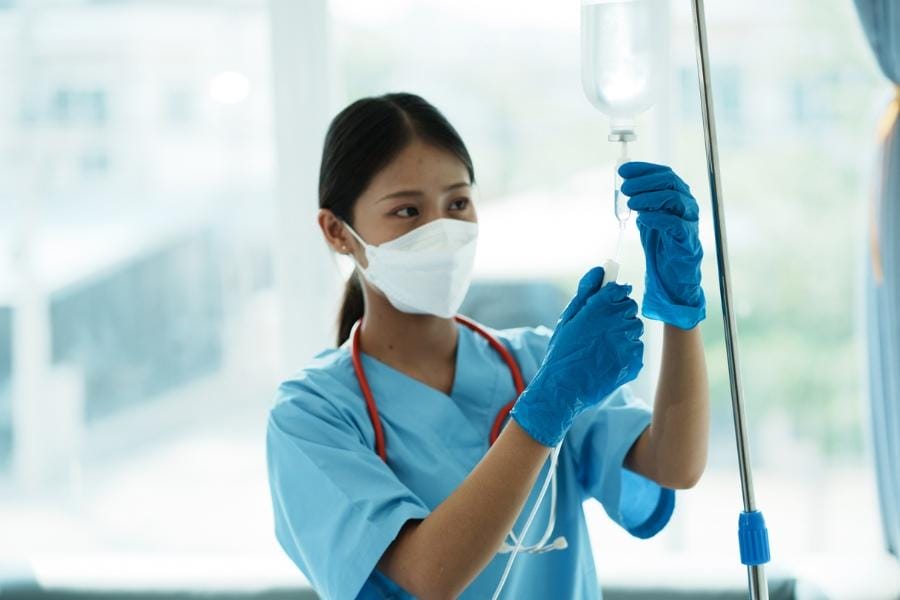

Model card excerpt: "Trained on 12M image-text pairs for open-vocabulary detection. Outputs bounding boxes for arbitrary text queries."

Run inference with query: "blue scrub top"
[266,321,675,600]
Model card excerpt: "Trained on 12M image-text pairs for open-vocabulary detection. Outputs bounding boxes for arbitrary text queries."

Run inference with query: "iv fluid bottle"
[580,0,666,134]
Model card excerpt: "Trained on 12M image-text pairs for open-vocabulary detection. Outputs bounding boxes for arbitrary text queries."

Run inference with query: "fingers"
[589,284,638,317]
[610,338,644,387]
[558,265,606,325]
[617,161,670,178]
[619,162,691,197]
[577,265,607,298]
[629,316,644,340]
[636,210,701,238]
[623,339,644,383]
[626,189,699,221]
[560,275,642,337]
[590,280,631,304]
[580,283,643,338]
[621,297,639,321]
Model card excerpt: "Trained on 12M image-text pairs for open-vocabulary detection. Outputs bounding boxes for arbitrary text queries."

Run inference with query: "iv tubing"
[490,441,562,600]
[614,137,631,261]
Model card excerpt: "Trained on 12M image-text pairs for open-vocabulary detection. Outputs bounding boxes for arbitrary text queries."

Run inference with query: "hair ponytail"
[337,270,364,346]
[318,92,475,346]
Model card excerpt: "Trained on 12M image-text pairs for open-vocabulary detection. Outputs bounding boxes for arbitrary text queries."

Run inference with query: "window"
[0,0,893,595]
[49,88,108,126]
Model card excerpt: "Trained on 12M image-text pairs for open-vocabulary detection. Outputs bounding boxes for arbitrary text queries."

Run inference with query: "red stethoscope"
[349,314,525,463]
[349,314,569,557]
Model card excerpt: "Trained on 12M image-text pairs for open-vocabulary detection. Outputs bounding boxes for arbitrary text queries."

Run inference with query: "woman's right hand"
[509,266,644,447]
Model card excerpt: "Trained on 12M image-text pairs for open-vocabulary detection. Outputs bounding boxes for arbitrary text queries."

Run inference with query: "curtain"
[855,0,900,559]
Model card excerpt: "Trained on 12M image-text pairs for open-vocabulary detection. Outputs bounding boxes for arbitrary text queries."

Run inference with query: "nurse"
[266,92,710,599]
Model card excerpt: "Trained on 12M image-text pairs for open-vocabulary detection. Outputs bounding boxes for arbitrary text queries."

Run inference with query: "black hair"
[318,92,476,346]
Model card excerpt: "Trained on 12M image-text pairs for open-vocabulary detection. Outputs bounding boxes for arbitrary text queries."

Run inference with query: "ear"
[318,209,354,255]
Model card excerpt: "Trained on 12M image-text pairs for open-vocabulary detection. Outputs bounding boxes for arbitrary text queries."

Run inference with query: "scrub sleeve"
[266,380,430,600]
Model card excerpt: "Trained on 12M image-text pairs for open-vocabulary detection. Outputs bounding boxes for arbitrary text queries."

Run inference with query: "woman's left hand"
[619,161,706,330]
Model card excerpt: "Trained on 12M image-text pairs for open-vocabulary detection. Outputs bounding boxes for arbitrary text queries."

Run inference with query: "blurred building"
[0,0,275,479]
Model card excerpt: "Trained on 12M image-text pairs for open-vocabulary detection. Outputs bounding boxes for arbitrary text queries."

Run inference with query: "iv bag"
[580,0,666,132]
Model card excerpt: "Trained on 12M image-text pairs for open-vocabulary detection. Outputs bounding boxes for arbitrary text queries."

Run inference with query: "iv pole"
[689,1,771,599]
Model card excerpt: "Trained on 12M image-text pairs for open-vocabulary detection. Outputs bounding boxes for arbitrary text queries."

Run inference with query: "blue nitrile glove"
[619,161,707,330]
[510,266,645,447]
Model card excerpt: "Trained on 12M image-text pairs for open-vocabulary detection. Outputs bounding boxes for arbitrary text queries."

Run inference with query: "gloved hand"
[510,266,644,447]
[620,161,707,330]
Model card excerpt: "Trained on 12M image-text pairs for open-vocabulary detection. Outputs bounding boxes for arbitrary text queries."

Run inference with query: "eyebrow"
[376,181,471,203]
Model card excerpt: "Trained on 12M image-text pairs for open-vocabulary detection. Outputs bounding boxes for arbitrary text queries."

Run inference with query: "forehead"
[365,139,470,194]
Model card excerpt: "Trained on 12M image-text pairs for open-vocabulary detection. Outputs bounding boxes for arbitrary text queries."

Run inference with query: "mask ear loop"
[341,221,370,252]
[340,222,374,284]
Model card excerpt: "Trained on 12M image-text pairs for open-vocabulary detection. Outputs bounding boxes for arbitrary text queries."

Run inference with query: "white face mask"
[343,218,479,318]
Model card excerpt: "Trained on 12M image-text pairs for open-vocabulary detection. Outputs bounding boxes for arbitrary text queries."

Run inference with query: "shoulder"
[269,345,368,440]
[275,344,352,395]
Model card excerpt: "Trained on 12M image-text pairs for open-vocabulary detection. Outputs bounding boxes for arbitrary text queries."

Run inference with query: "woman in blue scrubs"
[266,92,710,599]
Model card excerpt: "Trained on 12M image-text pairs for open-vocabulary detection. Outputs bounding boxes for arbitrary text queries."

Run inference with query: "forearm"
[646,323,710,488]
[377,418,551,599]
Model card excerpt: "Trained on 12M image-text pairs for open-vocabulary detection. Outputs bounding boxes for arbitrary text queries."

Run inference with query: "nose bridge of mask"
[345,218,476,255]
[392,219,478,252]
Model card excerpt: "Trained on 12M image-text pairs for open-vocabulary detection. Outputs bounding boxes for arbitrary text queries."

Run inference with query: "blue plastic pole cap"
[738,510,771,565]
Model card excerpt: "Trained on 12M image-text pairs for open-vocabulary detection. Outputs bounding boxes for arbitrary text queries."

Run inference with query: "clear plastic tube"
[491,441,562,600]
[614,138,630,262]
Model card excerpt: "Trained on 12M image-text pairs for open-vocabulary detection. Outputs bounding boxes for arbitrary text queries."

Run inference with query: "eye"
[393,206,420,218]
[450,197,470,211]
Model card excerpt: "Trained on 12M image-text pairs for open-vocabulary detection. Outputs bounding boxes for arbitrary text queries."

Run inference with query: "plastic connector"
[738,510,771,566]
[601,258,620,287]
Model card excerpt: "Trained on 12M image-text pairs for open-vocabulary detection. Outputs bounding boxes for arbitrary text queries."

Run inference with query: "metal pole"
[689,1,771,598]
